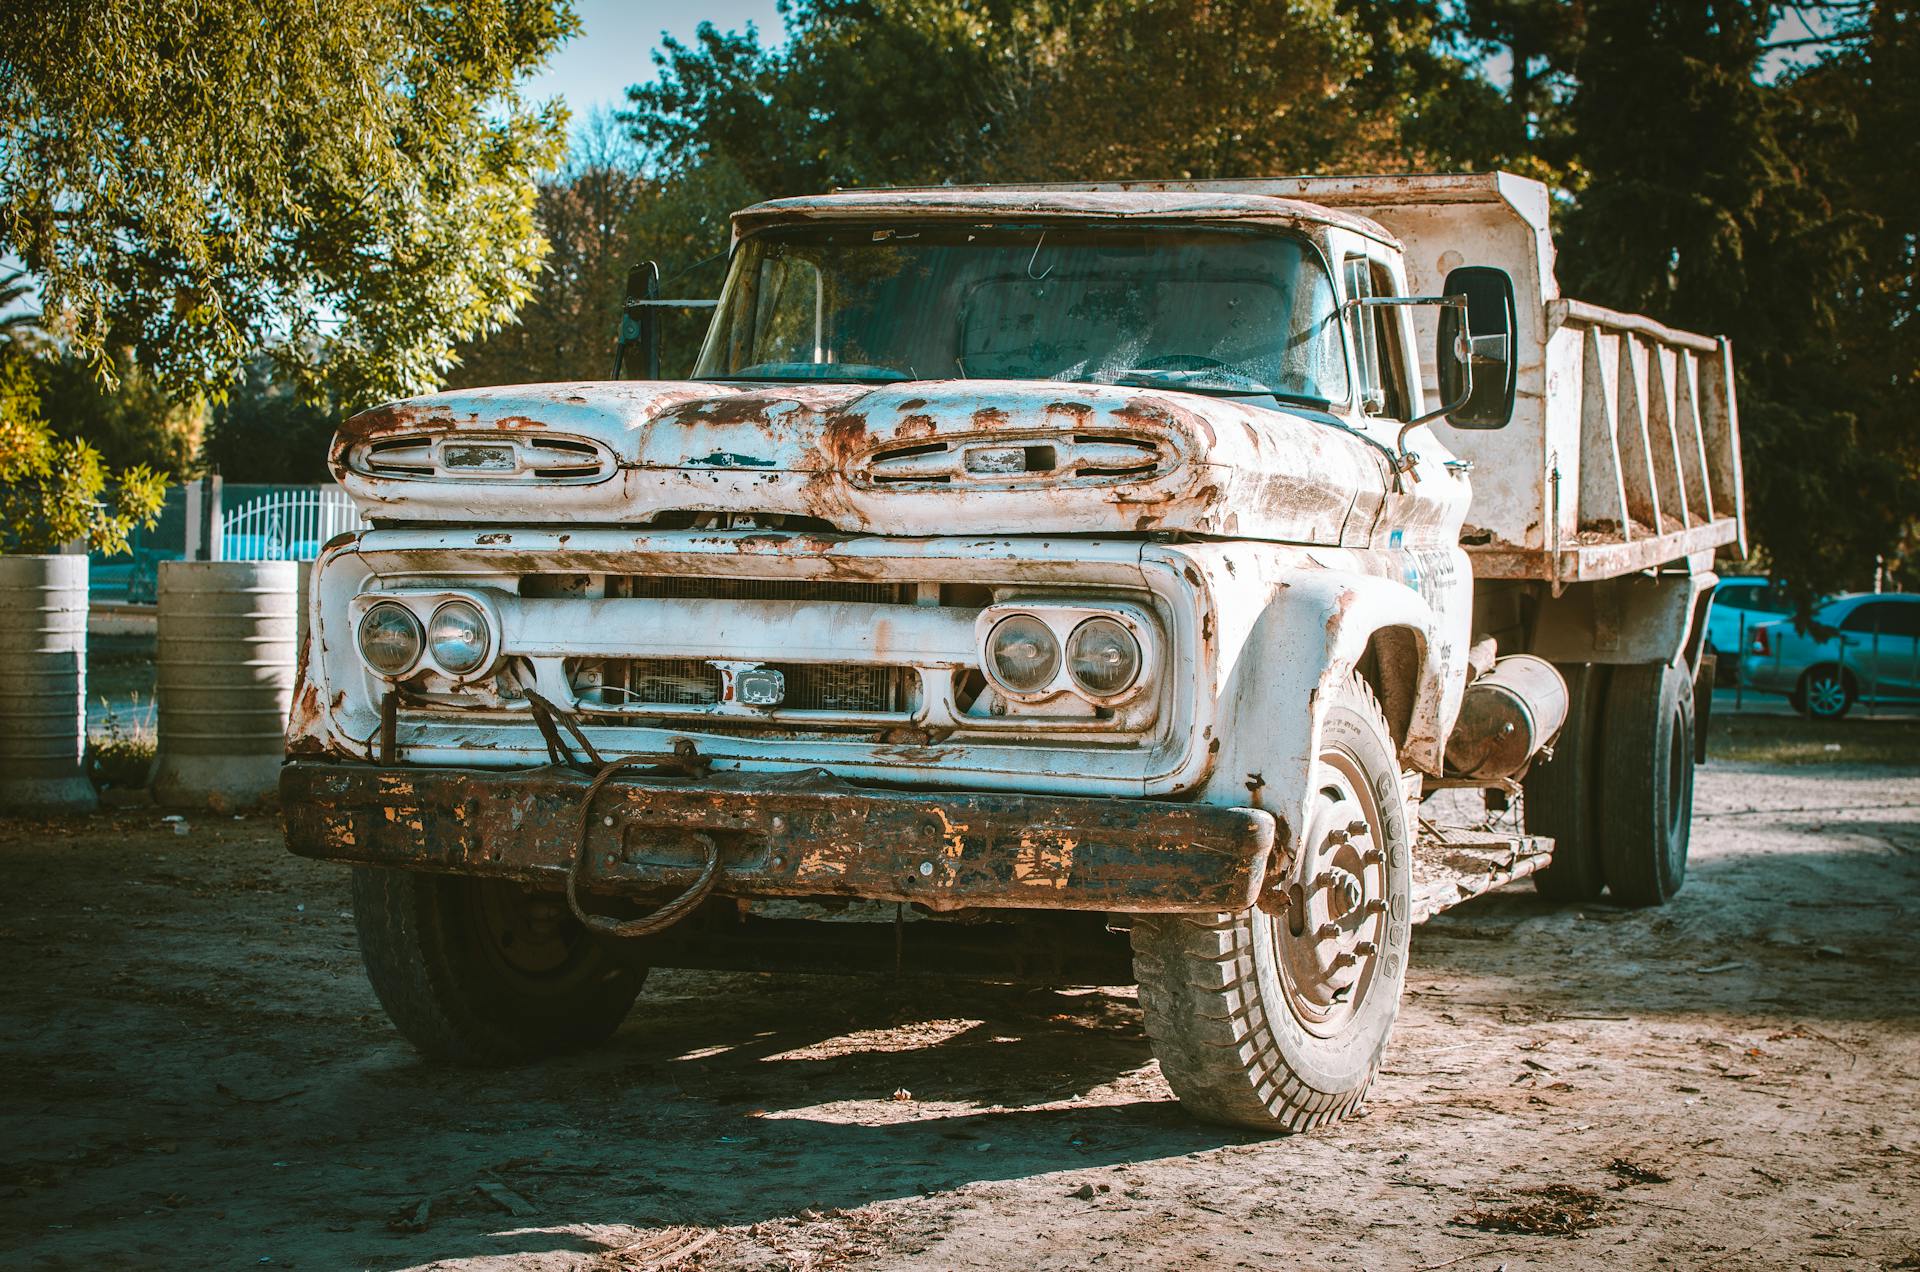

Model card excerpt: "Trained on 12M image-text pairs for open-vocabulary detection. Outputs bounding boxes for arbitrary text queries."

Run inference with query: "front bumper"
[281,761,1281,914]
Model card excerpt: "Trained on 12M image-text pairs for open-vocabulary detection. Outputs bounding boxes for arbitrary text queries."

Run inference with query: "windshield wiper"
[1089,369,1335,413]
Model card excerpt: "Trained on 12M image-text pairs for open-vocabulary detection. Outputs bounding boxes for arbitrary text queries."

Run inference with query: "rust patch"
[493,415,548,430]
[475,532,512,545]
[970,406,1011,429]
[892,413,937,439]
[895,398,928,411]
[819,412,872,467]
[661,396,775,429]
[1045,401,1096,424]
[336,401,437,443]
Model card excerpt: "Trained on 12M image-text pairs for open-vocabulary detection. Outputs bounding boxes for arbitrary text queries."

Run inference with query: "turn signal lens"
[1067,616,1141,696]
[986,613,1060,694]
[427,600,491,675]
[358,602,423,677]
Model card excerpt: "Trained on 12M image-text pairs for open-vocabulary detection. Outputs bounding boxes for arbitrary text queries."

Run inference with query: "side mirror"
[614,261,662,380]
[1436,265,1517,429]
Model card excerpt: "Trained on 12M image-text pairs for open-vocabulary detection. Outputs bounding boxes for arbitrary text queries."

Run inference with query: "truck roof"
[732,186,1401,247]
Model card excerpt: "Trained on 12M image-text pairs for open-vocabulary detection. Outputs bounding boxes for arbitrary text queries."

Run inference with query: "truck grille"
[608,576,913,604]
[582,658,916,714]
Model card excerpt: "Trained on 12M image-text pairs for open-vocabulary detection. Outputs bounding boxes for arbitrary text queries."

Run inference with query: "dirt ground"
[2,760,1917,1271]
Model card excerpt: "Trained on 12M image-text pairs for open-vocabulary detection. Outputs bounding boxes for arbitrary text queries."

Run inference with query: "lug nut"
[1315,921,1341,940]
[1362,847,1386,865]
[1354,940,1378,956]
[1330,951,1359,969]
[1365,898,1388,916]
[1313,870,1338,889]
[1326,828,1353,846]
[1347,820,1369,837]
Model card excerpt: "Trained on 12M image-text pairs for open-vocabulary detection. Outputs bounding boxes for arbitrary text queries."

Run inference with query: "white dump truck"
[283,172,1742,1131]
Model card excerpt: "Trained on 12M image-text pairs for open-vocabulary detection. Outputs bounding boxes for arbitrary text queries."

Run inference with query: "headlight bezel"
[349,589,502,682]
[427,598,493,676]
[974,601,1159,706]
[356,601,425,678]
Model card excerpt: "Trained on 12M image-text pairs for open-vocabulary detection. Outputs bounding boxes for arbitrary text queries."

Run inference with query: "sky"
[521,0,786,130]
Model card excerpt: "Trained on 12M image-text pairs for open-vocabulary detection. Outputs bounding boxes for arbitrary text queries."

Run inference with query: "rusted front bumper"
[281,761,1280,913]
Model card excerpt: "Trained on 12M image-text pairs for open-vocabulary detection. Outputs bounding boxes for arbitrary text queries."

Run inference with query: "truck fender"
[1153,545,1456,855]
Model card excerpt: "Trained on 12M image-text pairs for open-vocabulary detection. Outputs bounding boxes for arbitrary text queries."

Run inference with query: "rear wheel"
[1525,662,1608,902]
[1793,665,1854,720]
[353,868,644,1064]
[1599,663,1695,907]
[1131,673,1412,1131]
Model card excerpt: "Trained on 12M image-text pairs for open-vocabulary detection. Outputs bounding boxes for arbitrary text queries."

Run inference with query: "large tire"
[352,867,644,1064]
[1525,663,1609,901]
[1131,673,1412,1131]
[1598,663,1696,907]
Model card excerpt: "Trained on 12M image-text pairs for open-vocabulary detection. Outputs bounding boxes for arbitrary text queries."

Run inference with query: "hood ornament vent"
[350,431,616,484]
[859,433,1167,488]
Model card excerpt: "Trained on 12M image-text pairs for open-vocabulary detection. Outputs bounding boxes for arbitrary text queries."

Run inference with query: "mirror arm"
[1346,294,1473,470]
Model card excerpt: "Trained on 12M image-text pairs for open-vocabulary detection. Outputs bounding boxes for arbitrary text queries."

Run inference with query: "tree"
[200,360,339,486]
[0,349,164,554]
[34,352,207,478]
[0,0,577,407]
[445,113,655,389]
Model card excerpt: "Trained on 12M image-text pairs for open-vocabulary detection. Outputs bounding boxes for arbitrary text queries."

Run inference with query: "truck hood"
[330,379,1396,545]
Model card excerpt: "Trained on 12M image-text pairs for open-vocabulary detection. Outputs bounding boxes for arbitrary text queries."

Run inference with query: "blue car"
[1743,592,1920,718]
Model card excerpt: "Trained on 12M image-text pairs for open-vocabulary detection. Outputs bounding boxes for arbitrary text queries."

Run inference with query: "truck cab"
[284,173,1741,1131]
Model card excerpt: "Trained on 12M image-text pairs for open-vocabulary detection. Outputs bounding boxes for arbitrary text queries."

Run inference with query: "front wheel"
[353,868,644,1065]
[1132,673,1412,1131]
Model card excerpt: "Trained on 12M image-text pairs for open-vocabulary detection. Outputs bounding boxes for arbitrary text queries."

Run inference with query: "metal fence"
[91,478,366,604]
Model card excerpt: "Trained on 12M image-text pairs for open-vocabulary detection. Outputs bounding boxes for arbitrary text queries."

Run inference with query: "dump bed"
[968,172,1745,586]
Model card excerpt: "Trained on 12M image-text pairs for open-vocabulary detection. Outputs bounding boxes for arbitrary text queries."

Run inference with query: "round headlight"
[986,613,1061,694]
[358,602,423,677]
[428,599,491,675]
[1067,616,1141,697]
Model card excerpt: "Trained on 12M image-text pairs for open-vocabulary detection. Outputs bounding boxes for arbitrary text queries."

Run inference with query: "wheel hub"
[1274,752,1388,1036]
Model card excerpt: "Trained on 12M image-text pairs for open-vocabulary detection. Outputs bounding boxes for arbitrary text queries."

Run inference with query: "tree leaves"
[0,0,577,408]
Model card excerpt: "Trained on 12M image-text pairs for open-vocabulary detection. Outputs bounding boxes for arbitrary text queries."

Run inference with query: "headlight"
[986,613,1060,694]
[1067,616,1141,696]
[358,602,423,677]
[427,599,491,675]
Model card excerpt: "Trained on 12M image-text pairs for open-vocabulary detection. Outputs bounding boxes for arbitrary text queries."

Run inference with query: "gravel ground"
[2,762,1916,1271]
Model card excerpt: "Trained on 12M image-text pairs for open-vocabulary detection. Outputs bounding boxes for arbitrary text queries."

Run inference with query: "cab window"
[1343,256,1411,420]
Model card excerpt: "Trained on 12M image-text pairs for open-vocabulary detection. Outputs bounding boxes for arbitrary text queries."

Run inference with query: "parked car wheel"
[1791,665,1855,720]
[1599,662,1695,907]
[1524,663,1608,901]
[1130,673,1411,1131]
[352,867,644,1064]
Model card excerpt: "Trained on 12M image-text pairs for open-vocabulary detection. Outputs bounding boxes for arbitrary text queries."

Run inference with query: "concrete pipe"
[0,554,98,812]
[153,561,298,809]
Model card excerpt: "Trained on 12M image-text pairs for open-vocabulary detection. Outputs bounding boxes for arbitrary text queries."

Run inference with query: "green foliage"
[201,359,340,485]
[0,351,166,555]
[0,0,578,407]
[34,352,207,477]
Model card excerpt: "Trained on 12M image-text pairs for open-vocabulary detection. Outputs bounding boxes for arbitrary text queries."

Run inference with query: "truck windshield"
[694,222,1349,406]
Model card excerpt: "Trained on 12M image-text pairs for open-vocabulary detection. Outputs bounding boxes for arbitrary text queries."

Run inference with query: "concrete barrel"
[0,555,98,812]
[153,561,298,809]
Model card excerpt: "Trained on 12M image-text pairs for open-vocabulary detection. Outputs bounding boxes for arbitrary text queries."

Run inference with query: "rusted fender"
[1153,540,1466,837]
[281,761,1281,914]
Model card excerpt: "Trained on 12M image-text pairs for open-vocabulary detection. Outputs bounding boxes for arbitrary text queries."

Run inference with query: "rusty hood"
[330,379,1391,545]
